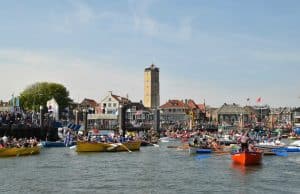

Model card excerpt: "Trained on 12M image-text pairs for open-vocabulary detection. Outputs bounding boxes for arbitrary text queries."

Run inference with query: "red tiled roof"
[197,104,206,113]
[160,100,188,109]
[81,98,98,107]
[187,99,198,109]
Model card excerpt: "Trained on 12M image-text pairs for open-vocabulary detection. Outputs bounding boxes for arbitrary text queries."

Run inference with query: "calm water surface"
[0,142,299,194]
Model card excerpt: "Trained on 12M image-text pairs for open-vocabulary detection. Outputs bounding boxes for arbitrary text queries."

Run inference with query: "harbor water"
[0,143,299,194]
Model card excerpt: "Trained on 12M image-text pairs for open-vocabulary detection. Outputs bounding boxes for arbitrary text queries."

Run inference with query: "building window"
[103,103,106,107]
[109,98,111,101]
[113,103,117,107]
[108,103,111,107]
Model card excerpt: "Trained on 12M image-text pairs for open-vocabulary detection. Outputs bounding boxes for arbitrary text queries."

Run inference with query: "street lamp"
[75,110,79,125]
[119,104,124,137]
[83,109,87,134]
[39,105,43,128]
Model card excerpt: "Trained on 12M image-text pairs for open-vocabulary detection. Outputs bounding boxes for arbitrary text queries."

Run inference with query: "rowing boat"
[0,146,40,157]
[76,141,141,152]
[231,151,263,165]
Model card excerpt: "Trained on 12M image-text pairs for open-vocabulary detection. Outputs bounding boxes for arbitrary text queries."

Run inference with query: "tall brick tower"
[144,64,160,109]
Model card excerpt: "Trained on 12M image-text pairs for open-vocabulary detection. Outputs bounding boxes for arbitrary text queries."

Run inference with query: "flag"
[64,131,72,147]
[256,97,262,103]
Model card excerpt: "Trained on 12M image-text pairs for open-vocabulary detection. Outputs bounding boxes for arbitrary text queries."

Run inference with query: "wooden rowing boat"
[0,146,40,157]
[231,151,263,165]
[76,141,141,152]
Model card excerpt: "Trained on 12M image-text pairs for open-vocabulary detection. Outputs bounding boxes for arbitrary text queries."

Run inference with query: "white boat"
[255,140,285,149]
[159,137,176,143]
[289,140,300,147]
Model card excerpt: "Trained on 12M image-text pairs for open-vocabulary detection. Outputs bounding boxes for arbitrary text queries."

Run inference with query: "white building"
[88,91,131,129]
[98,91,130,115]
[293,108,300,127]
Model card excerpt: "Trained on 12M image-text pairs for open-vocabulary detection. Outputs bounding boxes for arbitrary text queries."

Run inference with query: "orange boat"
[231,151,263,165]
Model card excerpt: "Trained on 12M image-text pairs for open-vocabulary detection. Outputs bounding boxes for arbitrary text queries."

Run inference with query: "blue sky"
[0,0,300,107]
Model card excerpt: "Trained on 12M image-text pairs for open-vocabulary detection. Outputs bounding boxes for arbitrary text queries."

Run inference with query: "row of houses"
[67,93,206,130]
[2,92,300,130]
[208,104,295,129]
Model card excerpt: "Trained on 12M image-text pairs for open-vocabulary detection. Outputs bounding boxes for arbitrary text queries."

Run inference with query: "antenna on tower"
[152,56,156,66]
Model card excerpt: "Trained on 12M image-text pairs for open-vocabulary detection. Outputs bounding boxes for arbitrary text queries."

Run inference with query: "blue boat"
[41,141,77,148]
[196,149,212,154]
[284,147,300,152]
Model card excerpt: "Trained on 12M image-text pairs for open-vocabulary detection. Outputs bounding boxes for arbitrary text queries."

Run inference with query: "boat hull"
[76,141,141,152]
[231,151,263,165]
[0,146,40,157]
[285,146,300,152]
[189,146,212,154]
[76,141,111,152]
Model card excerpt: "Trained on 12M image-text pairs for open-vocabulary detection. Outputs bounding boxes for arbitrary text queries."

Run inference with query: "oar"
[119,143,132,153]
[106,143,119,151]
[148,142,160,147]
[107,143,132,152]
[167,145,179,148]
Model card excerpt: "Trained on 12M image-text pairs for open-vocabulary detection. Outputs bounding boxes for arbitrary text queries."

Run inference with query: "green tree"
[20,82,72,111]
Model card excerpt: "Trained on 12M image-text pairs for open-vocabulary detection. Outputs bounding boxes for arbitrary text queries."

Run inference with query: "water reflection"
[231,162,263,175]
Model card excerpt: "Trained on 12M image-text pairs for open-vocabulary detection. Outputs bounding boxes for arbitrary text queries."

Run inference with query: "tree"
[20,82,72,111]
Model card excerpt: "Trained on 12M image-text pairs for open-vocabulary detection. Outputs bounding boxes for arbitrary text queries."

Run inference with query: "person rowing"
[210,138,222,152]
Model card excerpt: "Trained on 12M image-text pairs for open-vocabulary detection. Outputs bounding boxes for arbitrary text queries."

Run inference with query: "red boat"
[231,151,263,165]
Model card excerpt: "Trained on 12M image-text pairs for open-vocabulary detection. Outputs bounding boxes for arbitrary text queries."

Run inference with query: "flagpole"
[260,99,263,130]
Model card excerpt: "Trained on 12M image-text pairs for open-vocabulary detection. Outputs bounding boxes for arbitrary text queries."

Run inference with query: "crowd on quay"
[0,136,39,148]
[0,111,38,127]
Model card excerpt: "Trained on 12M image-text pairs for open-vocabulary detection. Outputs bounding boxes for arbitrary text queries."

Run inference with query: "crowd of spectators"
[0,111,39,127]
